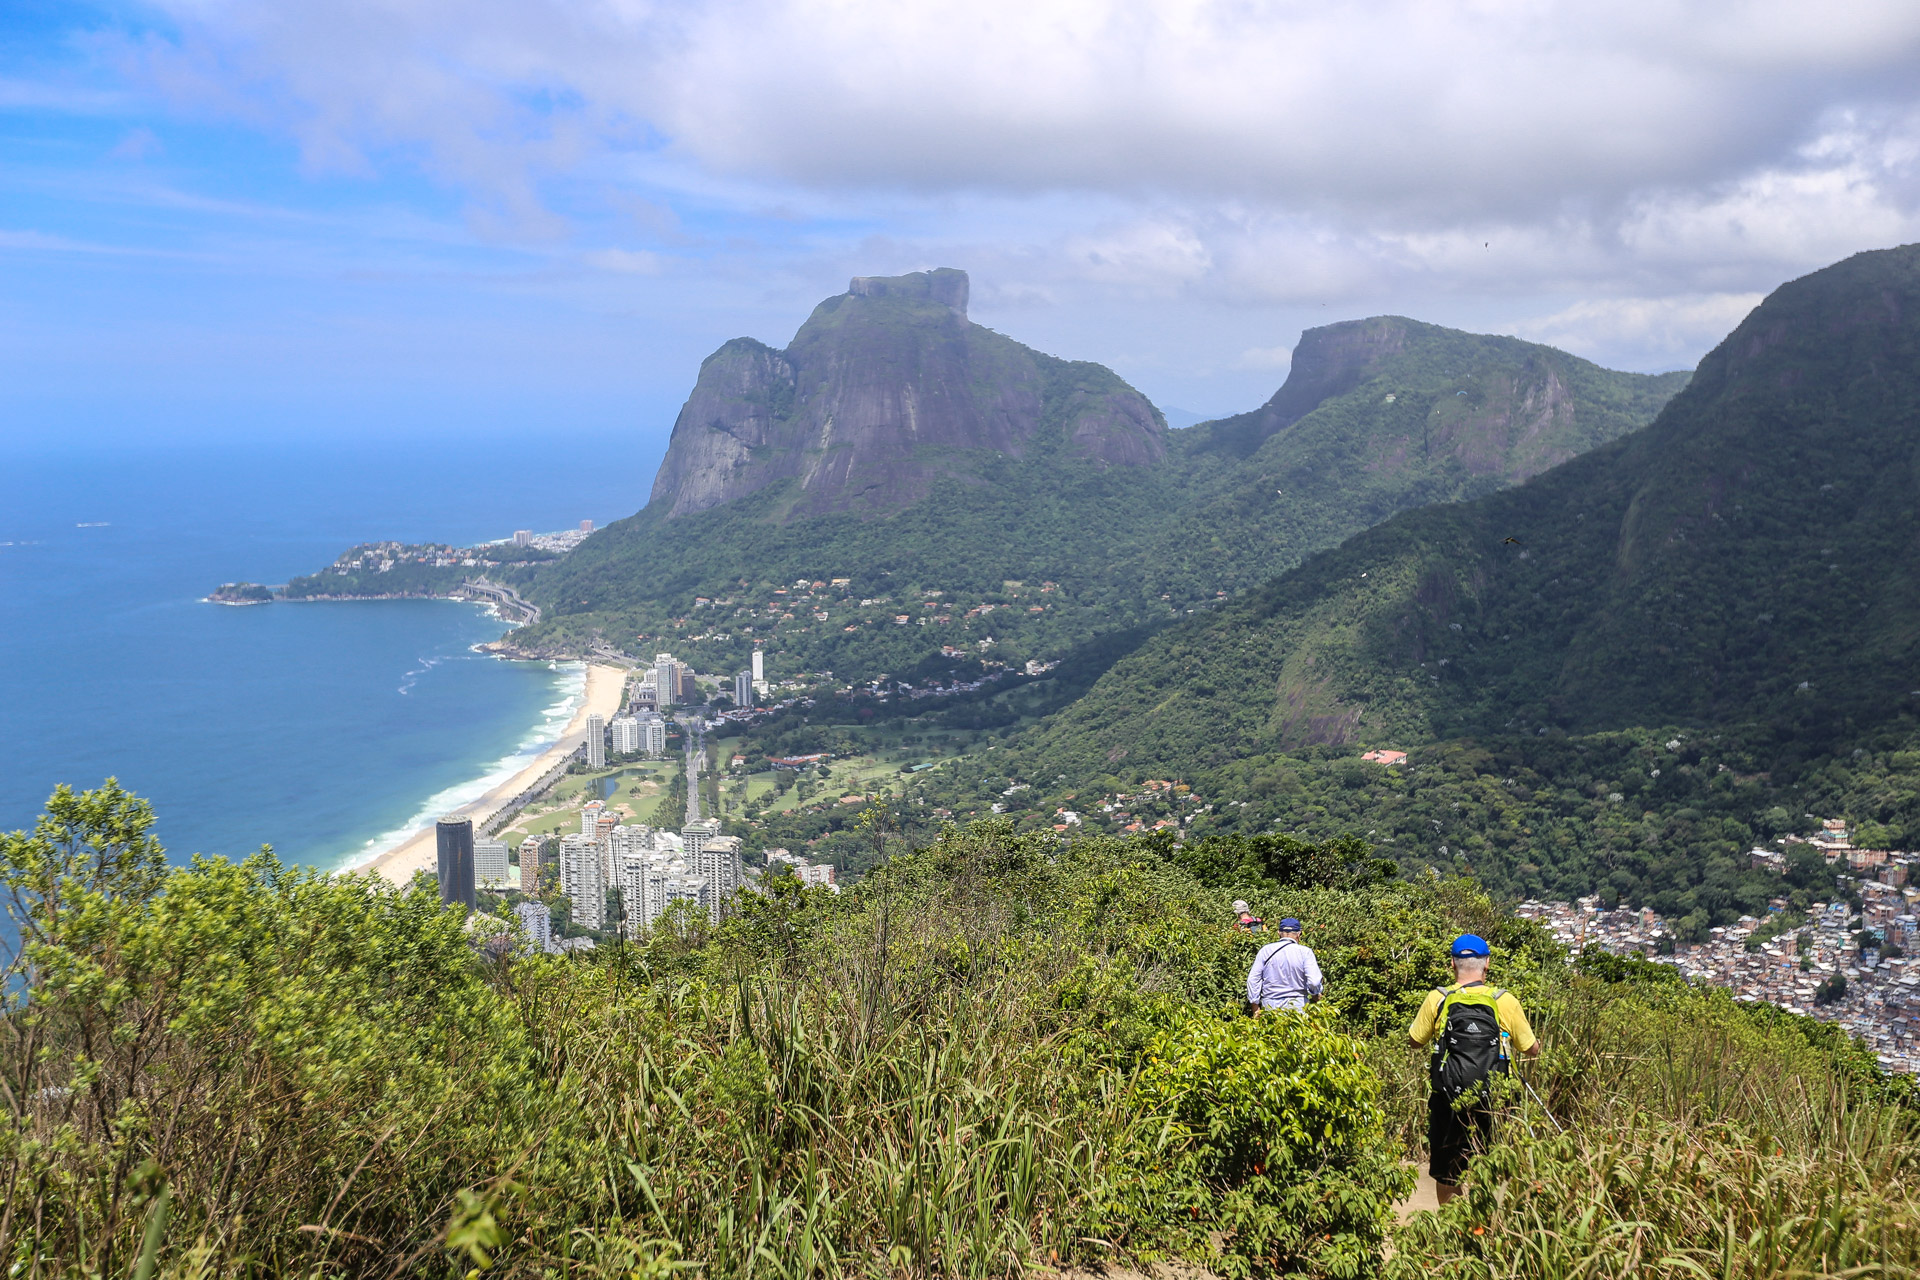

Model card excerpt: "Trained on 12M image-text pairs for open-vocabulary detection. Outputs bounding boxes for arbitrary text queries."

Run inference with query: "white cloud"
[123,3,1920,203]
[28,0,1920,394]
[1510,293,1767,365]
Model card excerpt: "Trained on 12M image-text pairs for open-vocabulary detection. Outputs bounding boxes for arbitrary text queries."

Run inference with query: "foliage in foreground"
[1,784,1419,1279]
[4,782,1916,1279]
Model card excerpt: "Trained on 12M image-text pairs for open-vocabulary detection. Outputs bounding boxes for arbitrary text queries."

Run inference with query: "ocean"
[0,435,656,873]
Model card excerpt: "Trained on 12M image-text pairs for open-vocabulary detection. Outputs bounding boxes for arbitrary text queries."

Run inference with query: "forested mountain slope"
[1036,244,1920,771]
[1005,244,1920,917]
[512,279,1685,681]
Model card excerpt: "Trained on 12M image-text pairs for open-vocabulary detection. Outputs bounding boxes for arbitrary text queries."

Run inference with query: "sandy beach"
[363,662,628,885]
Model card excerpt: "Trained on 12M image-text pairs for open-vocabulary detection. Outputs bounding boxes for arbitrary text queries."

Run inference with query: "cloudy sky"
[5,0,1920,455]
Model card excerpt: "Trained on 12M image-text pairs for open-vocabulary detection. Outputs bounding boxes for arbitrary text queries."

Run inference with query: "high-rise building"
[638,712,667,757]
[515,900,554,952]
[663,874,710,920]
[616,856,655,939]
[513,529,532,547]
[581,801,604,837]
[518,836,543,893]
[611,715,641,754]
[678,667,700,704]
[611,824,655,860]
[734,669,753,708]
[681,818,717,863]
[654,653,677,707]
[435,817,476,909]
[586,712,606,768]
[751,648,765,695]
[579,519,594,533]
[681,821,739,920]
[596,813,620,880]
[474,839,510,888]
[559,833,605,930]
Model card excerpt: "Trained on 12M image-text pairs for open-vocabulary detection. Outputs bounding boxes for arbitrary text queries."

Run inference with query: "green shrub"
[1133,1006,1412,1279]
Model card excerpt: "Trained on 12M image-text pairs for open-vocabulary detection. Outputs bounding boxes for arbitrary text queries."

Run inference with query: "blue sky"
[6,0,1920,469]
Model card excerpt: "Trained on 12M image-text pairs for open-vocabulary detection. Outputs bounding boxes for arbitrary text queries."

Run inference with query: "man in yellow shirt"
[1408,934,1540,1204]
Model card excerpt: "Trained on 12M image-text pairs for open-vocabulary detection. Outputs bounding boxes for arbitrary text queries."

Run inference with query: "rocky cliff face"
[649,269,1166,519]
[1191,316,1688,500]
[1244,316,1416,439]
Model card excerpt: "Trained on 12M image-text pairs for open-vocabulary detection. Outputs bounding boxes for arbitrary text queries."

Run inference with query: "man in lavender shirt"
[1246,917,1324,1013]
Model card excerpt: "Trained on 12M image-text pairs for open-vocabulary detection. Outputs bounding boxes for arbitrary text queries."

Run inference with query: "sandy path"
[362,663,628,886]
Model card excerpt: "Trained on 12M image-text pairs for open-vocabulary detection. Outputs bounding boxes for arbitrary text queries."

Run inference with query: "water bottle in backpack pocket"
[1429,987,1508,1102]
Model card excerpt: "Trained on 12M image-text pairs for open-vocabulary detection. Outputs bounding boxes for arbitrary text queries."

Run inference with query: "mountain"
[1018,244,1920,917]
[647,268,1166,520]
[497,274,1688,683]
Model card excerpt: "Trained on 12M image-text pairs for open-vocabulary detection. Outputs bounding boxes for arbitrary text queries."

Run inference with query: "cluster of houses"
[1517,832,1920,1075]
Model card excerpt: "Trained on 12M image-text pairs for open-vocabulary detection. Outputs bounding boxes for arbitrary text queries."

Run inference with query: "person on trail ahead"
[1245,917,1322,1012]
[1408,934,1540,1204]
[1232,899,1265,931]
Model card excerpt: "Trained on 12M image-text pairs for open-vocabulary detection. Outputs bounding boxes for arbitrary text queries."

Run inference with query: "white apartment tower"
[680,821,740,920]
[751,648,766,696]
[734,669,753,708]
[474,839,511,889]
[639,712,667,757]
[518,836,543,893]
[653,653,678,708]
[559,833,605,930]
[611,715,641,754]
[580,801,605,838]
[514,900,553,952]
[586,712,606,768]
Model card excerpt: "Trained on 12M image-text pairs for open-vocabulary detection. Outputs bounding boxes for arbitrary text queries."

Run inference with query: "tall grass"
[1,789,1405,1279]
[1382,971,1920,1277]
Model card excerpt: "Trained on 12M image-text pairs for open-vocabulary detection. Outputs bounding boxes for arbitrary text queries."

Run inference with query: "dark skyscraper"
[436,817,476,909]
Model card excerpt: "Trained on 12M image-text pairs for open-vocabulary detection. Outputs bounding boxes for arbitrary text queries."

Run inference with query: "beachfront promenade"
[365,663,627,885]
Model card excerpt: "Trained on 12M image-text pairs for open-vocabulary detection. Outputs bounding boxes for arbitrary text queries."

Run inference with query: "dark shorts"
[1428,1086,1495,1187]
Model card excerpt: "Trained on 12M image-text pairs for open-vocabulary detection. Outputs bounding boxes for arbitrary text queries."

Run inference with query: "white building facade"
[474,839,511,889]
[559,833,606,930]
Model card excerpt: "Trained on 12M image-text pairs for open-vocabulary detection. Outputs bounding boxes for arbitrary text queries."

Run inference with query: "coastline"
[360,662,628,886]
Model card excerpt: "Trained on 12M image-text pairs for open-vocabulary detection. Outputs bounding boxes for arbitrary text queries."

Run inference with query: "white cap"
[1232,900,1250,914]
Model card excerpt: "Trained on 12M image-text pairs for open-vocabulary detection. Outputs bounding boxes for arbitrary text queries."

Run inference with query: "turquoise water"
[0,438,652,872]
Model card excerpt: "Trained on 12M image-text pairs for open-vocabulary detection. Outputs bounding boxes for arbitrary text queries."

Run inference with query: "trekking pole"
[1520,1073,1565,1134]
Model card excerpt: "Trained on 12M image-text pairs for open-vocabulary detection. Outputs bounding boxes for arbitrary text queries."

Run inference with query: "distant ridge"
[513,287,1687,681]
[1034,243,1920,774]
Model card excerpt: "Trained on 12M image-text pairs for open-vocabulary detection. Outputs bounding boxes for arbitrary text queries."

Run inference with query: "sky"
[5,0,1920,466]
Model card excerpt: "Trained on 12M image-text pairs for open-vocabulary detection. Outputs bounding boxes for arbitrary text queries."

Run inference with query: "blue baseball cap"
[1278,917,1303,931]
[1450,934,1491,957]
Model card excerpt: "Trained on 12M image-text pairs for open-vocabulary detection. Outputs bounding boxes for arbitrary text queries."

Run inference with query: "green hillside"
[506,309,1685,683]
[1018,244,1920,914]
[8,781,1915,1278]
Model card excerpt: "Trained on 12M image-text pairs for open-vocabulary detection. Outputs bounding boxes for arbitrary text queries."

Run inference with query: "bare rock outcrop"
[648,269,1166,519]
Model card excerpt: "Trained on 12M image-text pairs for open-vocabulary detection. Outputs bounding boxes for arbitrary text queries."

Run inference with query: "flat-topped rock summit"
[647,269,1166,520]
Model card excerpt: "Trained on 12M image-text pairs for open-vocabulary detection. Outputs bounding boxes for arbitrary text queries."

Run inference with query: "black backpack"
[1429,985,1509,1101]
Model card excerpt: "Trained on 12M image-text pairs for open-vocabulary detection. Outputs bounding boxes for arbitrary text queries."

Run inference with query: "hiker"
[1408,934,1540,1204]
[1232,898,1265,931]
[1245,917,1323,1012]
